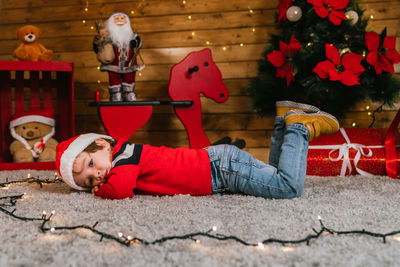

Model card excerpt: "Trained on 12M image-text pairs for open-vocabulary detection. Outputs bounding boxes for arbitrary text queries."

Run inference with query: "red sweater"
[95,140,212,199]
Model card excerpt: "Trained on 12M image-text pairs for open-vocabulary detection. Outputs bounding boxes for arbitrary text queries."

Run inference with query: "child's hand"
[91,183,103,195]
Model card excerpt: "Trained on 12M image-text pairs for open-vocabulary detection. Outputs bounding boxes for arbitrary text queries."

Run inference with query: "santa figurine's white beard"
[106,18,135,49]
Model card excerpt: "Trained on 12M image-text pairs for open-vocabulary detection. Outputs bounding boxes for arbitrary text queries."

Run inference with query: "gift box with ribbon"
[307,108,400,177]
[307,128,387,176]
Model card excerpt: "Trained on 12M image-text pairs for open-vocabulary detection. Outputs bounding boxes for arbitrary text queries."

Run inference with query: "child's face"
[73,139,113,188]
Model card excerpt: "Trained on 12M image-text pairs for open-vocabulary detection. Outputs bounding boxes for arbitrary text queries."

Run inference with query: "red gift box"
[307,128,387,176]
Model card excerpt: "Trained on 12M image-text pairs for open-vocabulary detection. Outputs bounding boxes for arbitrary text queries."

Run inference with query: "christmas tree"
[248,0,400,118]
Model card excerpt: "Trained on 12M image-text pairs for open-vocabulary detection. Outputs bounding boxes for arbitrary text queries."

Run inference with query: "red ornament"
[307,0,349,26]
[267,35,302,86]
[278,0,293,23]
[365,31,400,74]
[313,44,365,86]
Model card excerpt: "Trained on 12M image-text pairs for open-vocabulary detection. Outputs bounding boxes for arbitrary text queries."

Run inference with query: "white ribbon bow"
[308,128,384,177]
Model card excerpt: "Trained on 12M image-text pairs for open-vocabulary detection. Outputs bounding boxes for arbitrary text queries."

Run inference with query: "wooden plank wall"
[0,0,399,162]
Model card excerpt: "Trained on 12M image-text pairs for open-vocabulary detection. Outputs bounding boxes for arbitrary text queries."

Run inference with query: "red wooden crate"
[0,61,75,170]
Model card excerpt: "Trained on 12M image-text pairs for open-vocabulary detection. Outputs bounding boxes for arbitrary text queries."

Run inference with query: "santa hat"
[9,108,56,158]
[10,108,55,128]
[56,133,114,191]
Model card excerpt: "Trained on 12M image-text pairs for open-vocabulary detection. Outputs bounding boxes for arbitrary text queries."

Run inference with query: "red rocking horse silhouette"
[93,48,229,148]
[168,48,229,148]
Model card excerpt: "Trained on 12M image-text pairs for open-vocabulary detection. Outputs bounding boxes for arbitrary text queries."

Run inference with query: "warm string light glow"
[1,189,400,248]
[198,4,261,50]
[0,174,62,189]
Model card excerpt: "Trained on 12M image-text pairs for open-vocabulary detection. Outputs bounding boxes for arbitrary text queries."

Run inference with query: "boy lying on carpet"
[55,101,339,200]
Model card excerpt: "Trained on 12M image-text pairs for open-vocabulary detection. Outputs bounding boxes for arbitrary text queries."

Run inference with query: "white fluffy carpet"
[1,170,400,267]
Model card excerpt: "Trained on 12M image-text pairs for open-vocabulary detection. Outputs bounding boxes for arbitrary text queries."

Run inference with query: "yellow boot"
[276,100,320,117]
[284,110,339,141]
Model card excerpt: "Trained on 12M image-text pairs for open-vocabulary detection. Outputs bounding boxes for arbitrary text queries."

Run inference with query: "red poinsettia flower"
[313,44,365,86]
[365,32,400,74]
[267,35,302,86]
[307,0,349,26]
[278,0,293,23]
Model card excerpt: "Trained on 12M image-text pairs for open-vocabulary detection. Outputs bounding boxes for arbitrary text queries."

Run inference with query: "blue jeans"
[205,117,309,199]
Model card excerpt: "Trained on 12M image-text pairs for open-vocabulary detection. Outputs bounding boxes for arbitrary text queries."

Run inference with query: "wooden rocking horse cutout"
[91,48,229,148]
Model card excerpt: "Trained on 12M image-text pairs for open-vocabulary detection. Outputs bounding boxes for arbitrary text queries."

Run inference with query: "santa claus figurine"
[93,12,143,102]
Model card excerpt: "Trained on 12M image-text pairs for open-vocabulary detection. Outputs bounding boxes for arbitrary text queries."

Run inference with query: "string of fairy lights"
[1,175,400,248]
[80,1,271,85]
[77,0,385,126]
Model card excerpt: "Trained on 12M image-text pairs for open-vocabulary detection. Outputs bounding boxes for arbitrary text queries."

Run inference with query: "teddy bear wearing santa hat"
[9,109,58,163]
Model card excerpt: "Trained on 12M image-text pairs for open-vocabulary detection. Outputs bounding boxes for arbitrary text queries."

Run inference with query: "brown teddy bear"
[9,109,58,163]
[13,25,53,61]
